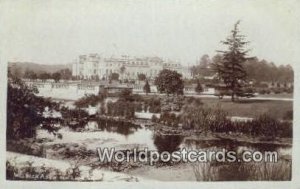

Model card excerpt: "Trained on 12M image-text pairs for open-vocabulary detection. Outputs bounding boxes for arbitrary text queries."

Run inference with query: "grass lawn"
[199,98,293,119]
[257,93,293,99]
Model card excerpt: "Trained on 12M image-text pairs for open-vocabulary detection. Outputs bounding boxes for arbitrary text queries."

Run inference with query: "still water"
[36,120,292,181]
[82,120,291,158]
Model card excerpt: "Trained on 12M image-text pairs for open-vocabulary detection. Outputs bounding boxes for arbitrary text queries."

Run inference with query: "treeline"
[244,58,293,83]
[23,68,72,82]
[191,54,294,83]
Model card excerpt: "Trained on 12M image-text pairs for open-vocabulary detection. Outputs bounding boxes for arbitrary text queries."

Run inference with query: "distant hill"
[8,62,72,76]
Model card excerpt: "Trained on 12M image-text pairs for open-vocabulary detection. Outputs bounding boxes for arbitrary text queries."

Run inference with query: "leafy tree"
[154,69,184,95]
[138,73,146,81]
[199,54,211,68]
[190,54,217,78]
[143,80,151,94]
[75,95,101,108]
[105,99,135,119]
[24,69,37,80]
[211,54,223,68]
[214,21,250,101]
[39,72,52,81]
[190,65,198,79]
[52,72,61,82]
[243,58,294,83]
[7,75,56,140]
[74,90,107,108]
[119,88,135,101]
[277,83,281,88]
[195,80,203,93]
[59,69,72,80]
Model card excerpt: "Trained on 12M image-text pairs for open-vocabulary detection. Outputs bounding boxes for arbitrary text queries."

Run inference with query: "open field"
[256,93,293,99]
[199,98,293,119]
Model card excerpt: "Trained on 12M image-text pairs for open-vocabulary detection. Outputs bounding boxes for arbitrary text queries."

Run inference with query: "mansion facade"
[72,54,191,80]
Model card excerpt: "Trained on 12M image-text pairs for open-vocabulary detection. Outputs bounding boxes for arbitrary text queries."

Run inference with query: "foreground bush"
[6,160,90,181]
[175,99,292,138]
[210,114,292,138]
[74,90,107,108]
[192,160,291,181]
[7,74,58,140]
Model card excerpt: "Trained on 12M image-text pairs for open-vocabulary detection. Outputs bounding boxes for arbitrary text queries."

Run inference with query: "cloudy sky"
[1,0,299,66]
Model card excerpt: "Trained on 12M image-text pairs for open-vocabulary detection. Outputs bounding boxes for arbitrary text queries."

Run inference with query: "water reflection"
[66,120,291,181]
[153,134,184,153]
[183,138,290,153]
[84,119,141,136]
[82,121,291,157]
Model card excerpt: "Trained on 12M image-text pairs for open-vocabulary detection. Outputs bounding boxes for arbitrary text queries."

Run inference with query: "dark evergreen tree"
[214,21,250,101]
[143,80,151,94]
[195,80,203,93]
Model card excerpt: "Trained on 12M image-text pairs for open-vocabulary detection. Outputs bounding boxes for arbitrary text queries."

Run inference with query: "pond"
[59,120,292,158]
[36,120,292,181]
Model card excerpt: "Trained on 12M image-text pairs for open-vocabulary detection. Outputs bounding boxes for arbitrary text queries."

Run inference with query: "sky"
[1,0,299,66]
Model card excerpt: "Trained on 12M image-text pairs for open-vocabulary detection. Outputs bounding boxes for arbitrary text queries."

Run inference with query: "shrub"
[161,104,172,112]
[192,162,217,181]
[251,114,280,137]
[134,102,143,112]
[159,112,180,127]
[6,160,84,181]
[61,108,89,120]
[179,100,292,138]
[284,87,293,94]
[272,88,282,94]
[147,97,161,113]
[216,161,291,181]
[151,115,159,123]
[106,99,135,119]
[258,89,266,95]
[74,92,107,108]
[276,121,293,138]
[258,88,270,94]
[244,87,255,94]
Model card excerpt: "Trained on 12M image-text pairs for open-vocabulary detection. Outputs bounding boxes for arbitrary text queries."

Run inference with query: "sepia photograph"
[1,0,299,188]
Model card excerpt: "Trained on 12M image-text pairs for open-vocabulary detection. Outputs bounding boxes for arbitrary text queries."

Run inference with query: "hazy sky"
[1,0,299,66]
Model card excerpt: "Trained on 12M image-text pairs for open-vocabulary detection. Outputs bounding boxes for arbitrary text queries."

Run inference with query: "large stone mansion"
[72,54,191,80]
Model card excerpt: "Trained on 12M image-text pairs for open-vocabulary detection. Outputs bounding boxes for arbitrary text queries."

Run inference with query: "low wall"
[26,81,100,100]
